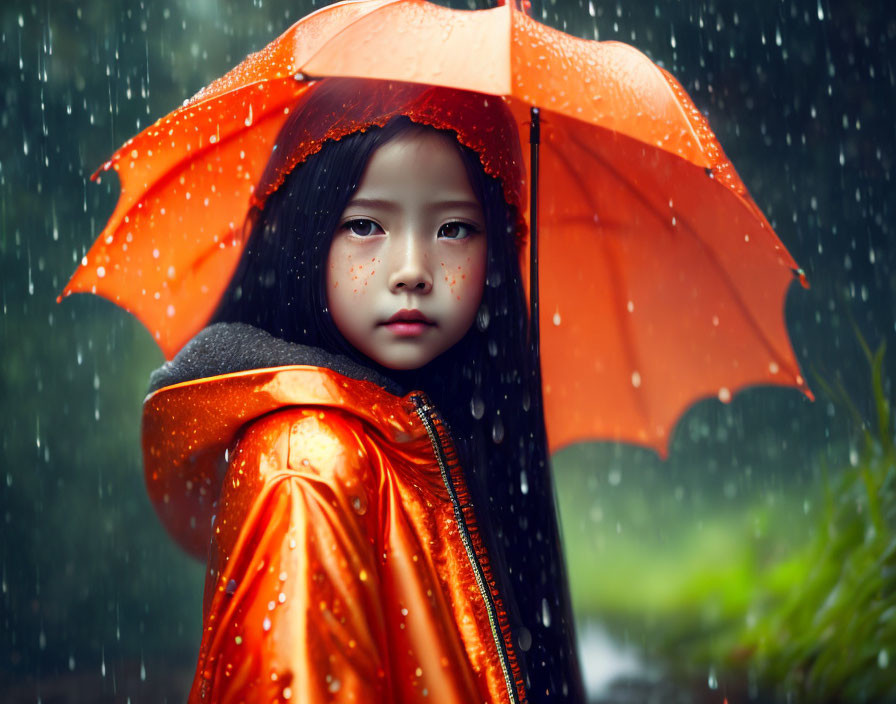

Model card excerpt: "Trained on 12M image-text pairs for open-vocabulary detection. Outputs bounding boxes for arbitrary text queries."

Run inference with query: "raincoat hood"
[143,323,412,559]
[147,322,402,396]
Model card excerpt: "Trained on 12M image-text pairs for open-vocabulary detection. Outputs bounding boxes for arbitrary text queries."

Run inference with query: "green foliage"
[737,338,896,702]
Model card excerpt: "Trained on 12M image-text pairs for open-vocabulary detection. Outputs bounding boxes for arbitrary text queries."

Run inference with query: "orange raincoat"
[142,327,530,704]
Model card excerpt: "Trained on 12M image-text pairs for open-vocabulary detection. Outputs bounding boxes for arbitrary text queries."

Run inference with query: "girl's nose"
[388,236,433,293]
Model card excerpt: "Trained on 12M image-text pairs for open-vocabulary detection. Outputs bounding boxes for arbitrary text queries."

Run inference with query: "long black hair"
[212,101,585,703]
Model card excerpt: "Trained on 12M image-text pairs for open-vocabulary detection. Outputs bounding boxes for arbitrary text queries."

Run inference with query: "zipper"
[411,394,521,704]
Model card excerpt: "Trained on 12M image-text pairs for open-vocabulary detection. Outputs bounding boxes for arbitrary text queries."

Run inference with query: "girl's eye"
[438,222,478,240]
[344,219,382,237]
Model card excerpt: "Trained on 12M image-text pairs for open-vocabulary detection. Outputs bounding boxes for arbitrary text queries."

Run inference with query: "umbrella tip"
[495,0,532,15]
[795,268,810,289]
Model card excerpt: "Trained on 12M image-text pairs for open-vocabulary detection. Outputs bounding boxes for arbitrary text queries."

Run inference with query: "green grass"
[738,341,896,701]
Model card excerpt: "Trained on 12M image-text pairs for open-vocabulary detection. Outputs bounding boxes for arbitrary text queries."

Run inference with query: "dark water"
[1,1,893,702]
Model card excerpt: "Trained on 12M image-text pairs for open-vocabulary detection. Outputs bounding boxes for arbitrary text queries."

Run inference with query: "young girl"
[142,78,584,703]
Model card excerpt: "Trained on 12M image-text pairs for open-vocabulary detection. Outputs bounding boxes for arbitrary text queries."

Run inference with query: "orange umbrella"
[60,0,810,456]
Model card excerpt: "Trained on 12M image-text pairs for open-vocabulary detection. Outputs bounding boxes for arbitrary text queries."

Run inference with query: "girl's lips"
[384,309,434,325]
[383,321,432,336]
[382,309,435,336]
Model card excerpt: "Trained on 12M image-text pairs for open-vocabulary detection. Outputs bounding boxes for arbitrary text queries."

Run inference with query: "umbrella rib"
[177,230,246,296]
[602,44,708,155]
[656,71,707,154]
[97,82,298,292]
[563,128,800,382]
[295,0,412,75]
[544,141,653,431]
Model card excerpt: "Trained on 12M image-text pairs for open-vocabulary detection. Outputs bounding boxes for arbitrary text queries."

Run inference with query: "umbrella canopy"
[61,0,810,456]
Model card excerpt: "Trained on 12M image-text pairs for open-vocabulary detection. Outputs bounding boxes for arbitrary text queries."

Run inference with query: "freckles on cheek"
[440,261,459,298]
[330,254,366,296]
[345,256,379,292]
[355,262,377,287]
[441,259,475,301]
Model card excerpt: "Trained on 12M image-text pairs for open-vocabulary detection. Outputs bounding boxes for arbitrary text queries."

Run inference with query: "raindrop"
[491,416,504,444]
[541,598,551,627]
[520,470,529,495]
[879,649,889,668]
[476,306,490,331]
[518,626,532,651]
[351,495,367,515]
[470,395,485,420]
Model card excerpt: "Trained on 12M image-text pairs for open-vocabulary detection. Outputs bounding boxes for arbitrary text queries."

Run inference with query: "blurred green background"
[1,1,893,702]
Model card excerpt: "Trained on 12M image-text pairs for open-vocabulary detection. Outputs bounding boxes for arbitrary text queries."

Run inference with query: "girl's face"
[326,130,488,370]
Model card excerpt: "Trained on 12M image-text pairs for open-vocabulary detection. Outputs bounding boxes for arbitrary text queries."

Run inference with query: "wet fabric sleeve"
[188,408,391,703]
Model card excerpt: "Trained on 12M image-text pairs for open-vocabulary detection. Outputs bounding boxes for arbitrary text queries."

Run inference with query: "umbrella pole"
[529,107,543,410]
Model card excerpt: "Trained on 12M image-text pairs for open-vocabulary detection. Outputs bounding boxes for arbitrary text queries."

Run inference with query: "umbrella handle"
[529,107,541,362]
[529,107,544,416]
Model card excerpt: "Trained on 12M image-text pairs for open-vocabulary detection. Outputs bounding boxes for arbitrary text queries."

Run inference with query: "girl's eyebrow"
[346,197,482,212]
[345,197,400,211]
[429,199,483,212]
